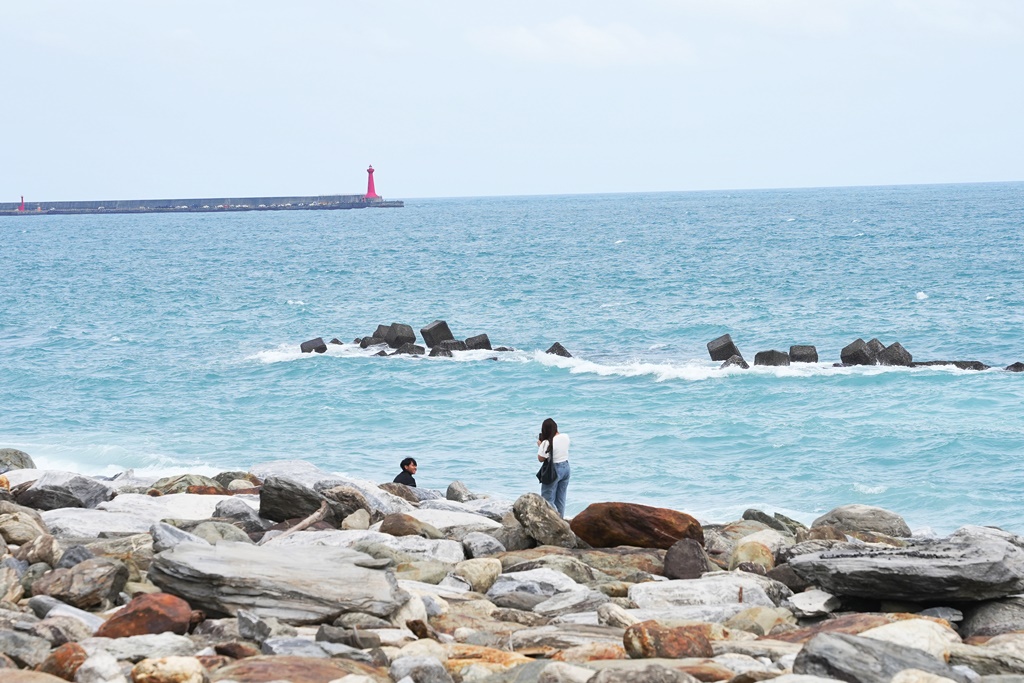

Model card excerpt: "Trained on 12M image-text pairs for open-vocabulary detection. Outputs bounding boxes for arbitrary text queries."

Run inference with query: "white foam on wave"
[853,482,889,494]
[287,300,306,306]
[916,291,928,300]
[614,239,625,244]
[249,342,369,364]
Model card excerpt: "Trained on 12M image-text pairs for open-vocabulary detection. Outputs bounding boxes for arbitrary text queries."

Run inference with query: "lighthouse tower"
[365,165,380,199]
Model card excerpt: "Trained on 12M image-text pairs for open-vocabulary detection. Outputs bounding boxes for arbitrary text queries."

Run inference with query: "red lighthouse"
[18,195,25,212]
[365,165,380,199]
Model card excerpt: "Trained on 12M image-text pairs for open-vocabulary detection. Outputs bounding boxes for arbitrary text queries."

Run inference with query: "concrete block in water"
[708,334,742,362]
[790,345,818,363]
[546,342,572,358]
[300,338,327,354]
[840,338,875,365]
[877,342,913,366]
[384,323,416,349]
[754,350,790,367]
[420,320,454,348]
[465,334,492,350]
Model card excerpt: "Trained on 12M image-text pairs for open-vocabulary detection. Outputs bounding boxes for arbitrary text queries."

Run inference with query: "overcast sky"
[3,1,1022,200]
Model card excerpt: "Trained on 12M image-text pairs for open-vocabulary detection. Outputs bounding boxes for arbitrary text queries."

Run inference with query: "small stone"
[131,656,207,683]
[463,532,505,558]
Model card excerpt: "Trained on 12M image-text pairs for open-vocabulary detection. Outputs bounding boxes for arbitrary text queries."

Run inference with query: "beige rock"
[738,529,793,554]
[947,642,1024,675]
[444,643,533,682]
[395,560,451,584]
[389,593,428,627]
[539,661,597,683]
[227,479,252,491]
[890,668,960,683]
[724,606,797,636]
[328,676,377,683]
[0,510,48,544]
[552,642,628,663]
[0,565,25,603]
[455,558,502,594]
[596,603,639,629]
[15,533,63,566]
[342,509,371,530]
[860,618,960,660]
[131,656,207,683]
[728,541,775,572]
[399,638,448,661]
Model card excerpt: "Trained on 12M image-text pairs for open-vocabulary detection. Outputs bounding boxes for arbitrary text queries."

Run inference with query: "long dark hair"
[539,418,558,457]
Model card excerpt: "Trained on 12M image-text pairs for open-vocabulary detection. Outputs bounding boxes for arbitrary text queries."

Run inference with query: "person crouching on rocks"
[537,418,570,517]
[394,457,417,487]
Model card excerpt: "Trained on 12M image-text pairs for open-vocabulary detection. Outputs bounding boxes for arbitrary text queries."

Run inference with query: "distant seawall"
[0,194,403,216]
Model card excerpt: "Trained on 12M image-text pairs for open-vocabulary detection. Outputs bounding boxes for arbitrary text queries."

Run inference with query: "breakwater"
[0,193,403,216]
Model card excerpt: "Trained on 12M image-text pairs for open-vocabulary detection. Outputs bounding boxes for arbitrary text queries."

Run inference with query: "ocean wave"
[853,483,889,494]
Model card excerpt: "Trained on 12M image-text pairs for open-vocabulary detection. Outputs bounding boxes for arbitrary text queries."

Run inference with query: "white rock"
[75,650,129,683]
[712,652,772,674]
[249,459,334,487]
[538,661,597,683]
[859,619,961,660]
[487,568,581,599]
[629,604,749,623]
[390,593,429,627]
[403,508,501,534]
[533,587,610,617]
[2,468,44,487]
[81,632,198,662]
[398,638,448,661]
[264,528,466,564]
[891,669,961,683]
[42,508,152,538]
[740,529,794,554]
[100,492,257,521]
[784,589,841,618]
[399,579,472,600]
[629,575,777,610]
[368,627,418,647]
[770,675,846,683]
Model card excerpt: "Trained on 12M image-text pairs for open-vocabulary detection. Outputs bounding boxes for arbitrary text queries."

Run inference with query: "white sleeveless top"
[538,433,570,463]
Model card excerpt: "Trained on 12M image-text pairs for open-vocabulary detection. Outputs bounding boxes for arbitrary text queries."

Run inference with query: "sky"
[2,1,1022,200]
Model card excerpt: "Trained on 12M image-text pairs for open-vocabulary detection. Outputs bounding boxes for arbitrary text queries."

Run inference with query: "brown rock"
[552,642,628,663]
[728,541,775,572]
[320,486,373,520]
[0,503,49,544]
[379,513,444,539]
[571,502,704,550]
[197,654,234,671]
[0,673,71,683]
[15,534,62,566]
[801,524,847,541]
[209,655,390,682]
[37,642,88,681]
[444,643,533,680]
[214,641,261,659]
[31,557,129,609]
[513,493,577,547]
[95,592,192,638]
[623,620,714,659]
[147,474,228,496]
[769,612,897,643]
[378,482,420,503]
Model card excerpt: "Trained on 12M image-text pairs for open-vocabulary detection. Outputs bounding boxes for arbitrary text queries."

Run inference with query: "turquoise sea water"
[2,183,1023,533]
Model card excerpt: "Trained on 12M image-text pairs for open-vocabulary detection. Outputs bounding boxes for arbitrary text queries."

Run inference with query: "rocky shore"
[2,447,1024,683]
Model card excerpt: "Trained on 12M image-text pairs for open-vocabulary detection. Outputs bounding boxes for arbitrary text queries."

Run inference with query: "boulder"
[463,532,506,558]
[402,508,501,538]
[30,614,93,647]
[373,324,392,339]
[487,521,537,552]
[1006,362,1024,372]
[570,502,703,550]
[513,494,577,548]
[421,320,455,348]
[151,522,208,553]
[148,474,227,496]
[40,508,150,539]
[623,621,713,659]
[191,520,252,544]
[0,449,35,471]
[149,541,408,623]
[0,629,52,668]
[754,350,790,367]
[266,528,465,564]
[784,589,841,618]
[395,342,426,355]
[212,498,269,535]
[811,504,911,537]
[724,605,797,636]
[663,539,710,580]
[914,360,990,371]
[789,533,1024,601]
[729,541,775,572]
[385,323,417,349]
[960,596,1024,638]
[793,632,969,683]
[390,655,455,683]
[360,336,385,348]
[466,334,492,350]
[629,572,792,610]
[381,513,444,540]
[17,472,115,510]
[343,510,371,530]
[131,656,207,683]
[379,482,423,504]
[858,618,960,661]
[15,533,62,566]
[31,557,128,609]
[300,337,327,354]
[546,342,572,358]
[720,355,749,369]
[259,476,331,524]
[320,485,374,520]
[429,347,453,358]
[95,592,192,638]
[533,587,610,617]
[877,342,913,366]
[208,655,388,682]
[487,568,580,601]
[439,339,468,352]
[790,345,818,363]
[589,663,700,683]
[75,650,128,683]
[455,558,503,593]
[37,641,88,680]
[840,338,876,365]
[447,481,475,503]
[707,334,742,362]
[0,504,49,544]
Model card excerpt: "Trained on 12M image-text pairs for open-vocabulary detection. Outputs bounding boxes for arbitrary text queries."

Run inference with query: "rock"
[784,589,841,618]
[15,533,62,566]
[360,336,385,348]
[151,522,209,554]
[17,471,115,510]
[466,334,492,351]
[429,347,453,358]
[496,546,665,580]
[54,544,94,570]
[505,555,606,585]
[37,641,88,680]
[76,650,129,683]
[439,339,468,352]
[402,508,500,538]
[32,557,128,609]
[961,597,1024,638]
[790,533,1024,601]
[421,320,455,348]
[623,620,713,659]
[316,624,382,649]
[729,541,775,572]
[790,345,819,363]
[28,595,106,633]
[724,606,797,636]
[859,618,960,661]
[0,449,35,471]
[812,504,911,537]
[343,510,371,530]
[385,323,417,349]
[0,629,52,668]
[30,615,93,646]
[590,663,700,683]
[95,592,192,638]
[191,520,253,544]
[629,573,792,610]
[395,342,426,355]
[260,636,329,657]
[754,350,790,366]
[381,513,445,539]
[708,334,742,362]
[488,568,581,601]
[534,587,610,617]
[538,661,596,683]
[877,342,913,366]
[320,485,375,519]
[463,532,505,558]
[390,655,455,683]
[131,656,207,683]
[914,360,990,371]
[487,521,537,552]
[455,558,503,593]
[149,541,407,623]
[102,492,249,525]
[866,338,886,356]
[1006,362,1024,372]
[721,355,749,369]
[0,566,22,603]
[260,476,331,524]
[0,505,48,544]
[570,502,703,550]
[793,632,969,683]
[546,342,572,358]
[447,481,475,503]
[300,337,328,353]
[211,497,269,535]
[840,338,876,366]
[39,508,149,539]
[511,623,626,653]
[210,655,389,682]
[513,494,577,548]
[266,528,464,564]
[81,632,199,662]
[379,482,423,504]
[373,323,392,339]
[238,609,298,644]
[148,474,227,496]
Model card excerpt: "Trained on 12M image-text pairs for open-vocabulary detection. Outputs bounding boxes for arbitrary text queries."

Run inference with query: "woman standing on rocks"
[537,417,570,517]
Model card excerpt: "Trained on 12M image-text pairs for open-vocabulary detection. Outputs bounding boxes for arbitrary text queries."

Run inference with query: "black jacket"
[393,470,417,487]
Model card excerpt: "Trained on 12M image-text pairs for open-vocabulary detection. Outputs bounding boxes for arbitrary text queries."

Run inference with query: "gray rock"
[213,497,270,535]
[540,661,602,683]
[429,347,453,357]
[390,655,455,683]
[31,556,129,609]
[17,472,115,511]
[918,606,963,623]
[80,632,198,662]
[374,324,392,340]
[261,636,329,657]
[866,338,886,356]
[877,342,913,366]
[300,337,328,353]
[360,336,386,348]
[812,504,911,537]
[439,339,468,351]
[463,532,506,558]
[840,338,876,365]
[629,573,791,610]
[260,476,332,524]
[317,640,377,663]
[591,663,700,683]
[790,345,819,363]
[754,350,791,366]
[708,334,742,362]
[333,612,392,629]
[0,628,51,668]
[466,334,492,350]
[961,597,1024,638]
[191,520,254,544]
[915,360,991,371]
[30,614,93,646]
[447,481,475,503]
[663,538,711,580]
[486,521,536,551]
[148,540,408,623]
[789,535,1024,601]
[27,595,106,633]
[533,587,610,617]
[0,448,35,472]
[54,544,95,569]
[1006,362,1024,372]
[487,568,580,600]
[237,608,299,644]
[513,493,576,548]
[720,354,749,369]
[793,632,970,683]
[151,522,210,553]
[395,342,426,355]
[421,320,455,348]
[742,509,793,533]
[320,485,375,520]
[510,623,626,651]
[316,623,381,648]
[546,342,573,358]
[385,323,417,349]
[493,591,550,611]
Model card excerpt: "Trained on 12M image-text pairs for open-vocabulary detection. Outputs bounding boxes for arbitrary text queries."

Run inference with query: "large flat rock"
[148,541,408,624]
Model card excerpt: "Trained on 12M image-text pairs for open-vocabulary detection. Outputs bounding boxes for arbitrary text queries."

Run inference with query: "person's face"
[404,462,418,474]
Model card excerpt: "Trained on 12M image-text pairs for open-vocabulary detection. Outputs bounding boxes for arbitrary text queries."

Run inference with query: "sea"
[2,183,1023,534]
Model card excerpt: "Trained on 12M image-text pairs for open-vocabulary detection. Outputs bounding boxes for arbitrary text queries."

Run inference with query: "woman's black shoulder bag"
[536,442,558,484]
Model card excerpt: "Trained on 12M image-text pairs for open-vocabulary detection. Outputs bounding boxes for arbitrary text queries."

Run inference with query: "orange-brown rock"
[197,654,234,671]
[95,592,192,638]
[570,502,704,550]
[672,660,742,682]
[1,673,71,683]
[215,641,261,659]
[37,642,88,681]
[769,612,897,643]
[185,485,226,495]
[209,655,389,683]
[623,620,714,659]
[444,643,533,679]
[551,642,627,663]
